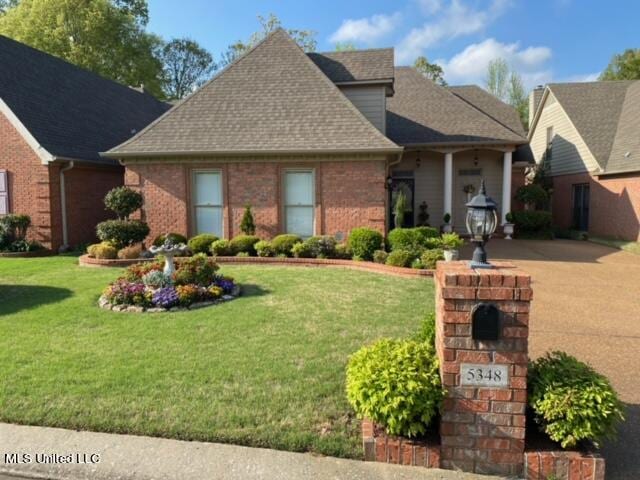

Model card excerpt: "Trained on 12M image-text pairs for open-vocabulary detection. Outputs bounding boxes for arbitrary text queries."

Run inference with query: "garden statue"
[149,234,188,276]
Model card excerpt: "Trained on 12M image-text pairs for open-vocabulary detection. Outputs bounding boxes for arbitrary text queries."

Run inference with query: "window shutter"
[0,169,8,215]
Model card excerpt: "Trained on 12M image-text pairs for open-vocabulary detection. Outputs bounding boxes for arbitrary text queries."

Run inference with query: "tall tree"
[0,0,18,14]
[414,56,447,86]
[508,71,528,129]
[219,13,317,67]
[0,0,164,98]
[485,58,509,101]
[160,38,215,100]
[600,48,640,80]
[335,41,356,51]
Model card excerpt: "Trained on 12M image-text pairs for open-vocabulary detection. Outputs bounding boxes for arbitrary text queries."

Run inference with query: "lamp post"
[465,180,498,268]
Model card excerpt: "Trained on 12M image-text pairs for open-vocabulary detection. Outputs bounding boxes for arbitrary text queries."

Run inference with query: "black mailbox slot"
[471,303,500,340]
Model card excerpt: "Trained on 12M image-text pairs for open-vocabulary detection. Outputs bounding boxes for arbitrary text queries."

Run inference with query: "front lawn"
[0,256,433,458]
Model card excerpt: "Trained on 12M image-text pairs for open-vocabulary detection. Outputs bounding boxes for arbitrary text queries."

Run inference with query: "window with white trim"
[284,170,314,238]
[192,171,223,237]
[0,169,8,215]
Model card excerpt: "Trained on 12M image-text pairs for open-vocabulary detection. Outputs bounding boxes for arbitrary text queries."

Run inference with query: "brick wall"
[125,159,387,243]
[435,261,531,476]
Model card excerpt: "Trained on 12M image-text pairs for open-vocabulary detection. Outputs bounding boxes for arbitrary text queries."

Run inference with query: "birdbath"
[149,236,188,276]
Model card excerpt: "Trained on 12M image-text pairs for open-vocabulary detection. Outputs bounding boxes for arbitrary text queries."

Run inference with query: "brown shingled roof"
[307,48,394,84]
[106,30,400,158]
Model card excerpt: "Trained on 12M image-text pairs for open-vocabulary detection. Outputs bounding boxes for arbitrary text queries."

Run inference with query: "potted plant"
[442,213,453,233]
[441,232,464,261]
[503,212,515,240]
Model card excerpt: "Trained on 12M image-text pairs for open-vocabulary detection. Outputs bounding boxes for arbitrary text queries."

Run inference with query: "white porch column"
[502,151,513,224]
[444,152,453,222]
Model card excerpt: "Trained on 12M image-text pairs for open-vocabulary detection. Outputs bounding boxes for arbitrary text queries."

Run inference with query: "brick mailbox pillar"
[435,261,532,476]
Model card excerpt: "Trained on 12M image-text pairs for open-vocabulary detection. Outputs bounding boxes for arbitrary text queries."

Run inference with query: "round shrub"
[229,235,260,256]
[346,339,444,437]
[373,250,388,264]
[304,235,337,258]
[413,226,439,239]
[385,249,413,267]
[96,219,150,249]
[255,240,275,257]
[117,244,143,259]
[291,242,314,258]
[511,211,553,239]
[87,242,117,259]
[153,233,187,247]
[421,248,444,269]
[528,351,624,448]
[104,186,143,219]
[515,184,549,207]
[271,234,302,256]
[188,234,218,255]
[210,239,231,256]
[387,227,439,255]
[333,243,352,259]
[347,227,383,261]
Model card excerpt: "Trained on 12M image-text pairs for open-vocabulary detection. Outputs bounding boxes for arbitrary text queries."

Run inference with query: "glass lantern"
[465,180,498,268]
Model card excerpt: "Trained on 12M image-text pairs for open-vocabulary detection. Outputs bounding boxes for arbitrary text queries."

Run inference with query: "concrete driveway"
[461,239,640,479]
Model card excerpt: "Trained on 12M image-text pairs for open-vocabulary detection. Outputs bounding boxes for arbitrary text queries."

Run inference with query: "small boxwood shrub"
[188,234,219,255]
[348,227,383,261]
[333,243,352,259]
[303,235,337,258]
[528,351,624,448]
[210,239,231,256]
[385,249,413,267]
[104,186,143,219]
[421,248,444,269]
[117,244,143,259]
[87,242,117,259]
[229,235,260,256]
[388,227,439,256]
[346,339,444,437]
[511,211,553,239]
[373,250,388,264]
[413,226,439,239]
[291,242,314,258]
[255,240,275,257]
[271,234,302,256]
[153,233,187,247]
[96,219,149,249]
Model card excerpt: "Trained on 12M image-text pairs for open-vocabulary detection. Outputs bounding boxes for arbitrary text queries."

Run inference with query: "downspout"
[59,161,75,251]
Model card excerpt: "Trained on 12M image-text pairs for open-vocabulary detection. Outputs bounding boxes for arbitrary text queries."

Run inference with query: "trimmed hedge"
[96,219,149,249]
[271,234,302,256]
[210,239,231,256]
[385,249,413,267]
[229,235,260,256]
[511,211,553,239]
[348,227,384,261]
[188,234,219,255]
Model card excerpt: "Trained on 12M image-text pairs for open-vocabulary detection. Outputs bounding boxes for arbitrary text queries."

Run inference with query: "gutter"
[59,161,75,252]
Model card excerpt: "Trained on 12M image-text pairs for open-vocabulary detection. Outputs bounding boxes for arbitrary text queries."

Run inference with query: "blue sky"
[147,0,637,89]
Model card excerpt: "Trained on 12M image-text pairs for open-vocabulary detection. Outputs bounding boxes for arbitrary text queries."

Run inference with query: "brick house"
[528,81,640,241]
[0,35,169,251]
[104,29,530,241]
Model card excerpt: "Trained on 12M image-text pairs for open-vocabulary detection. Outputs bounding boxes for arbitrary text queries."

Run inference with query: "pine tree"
[240,204,256,235]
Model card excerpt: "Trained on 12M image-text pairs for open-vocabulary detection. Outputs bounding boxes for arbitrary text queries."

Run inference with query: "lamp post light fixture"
[465,179,498,269]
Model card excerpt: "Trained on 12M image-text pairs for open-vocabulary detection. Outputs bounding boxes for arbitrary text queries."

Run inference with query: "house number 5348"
[459,363,509,388]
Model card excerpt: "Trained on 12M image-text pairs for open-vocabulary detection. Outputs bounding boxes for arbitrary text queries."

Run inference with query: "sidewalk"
[0,423,497,480]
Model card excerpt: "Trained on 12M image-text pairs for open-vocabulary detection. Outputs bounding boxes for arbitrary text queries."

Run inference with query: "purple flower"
[152,287,179,309]
[215,278,234,294]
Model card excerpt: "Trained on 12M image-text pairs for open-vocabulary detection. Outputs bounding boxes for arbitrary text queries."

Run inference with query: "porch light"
[385,175,393,189]
[465,179,498,269]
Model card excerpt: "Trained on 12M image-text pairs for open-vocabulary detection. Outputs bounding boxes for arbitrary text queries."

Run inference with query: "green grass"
[0,256,433,458]
[589,236,640,256]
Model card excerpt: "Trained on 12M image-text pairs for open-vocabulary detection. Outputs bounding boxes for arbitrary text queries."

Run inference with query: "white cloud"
[435,38,552,89]
[417,0,443,15]
[396,0,511,63]
[561,72,601,83]
[329,13,402,45]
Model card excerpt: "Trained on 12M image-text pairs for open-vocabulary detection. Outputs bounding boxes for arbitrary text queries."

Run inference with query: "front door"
[572,184,590,231]
[454,167,483,231]
[389,177,415,229]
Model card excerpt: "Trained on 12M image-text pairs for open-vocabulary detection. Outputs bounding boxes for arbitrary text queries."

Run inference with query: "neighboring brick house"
[104,29,530,241]
[528,81,640,241]
[0,35,169,251]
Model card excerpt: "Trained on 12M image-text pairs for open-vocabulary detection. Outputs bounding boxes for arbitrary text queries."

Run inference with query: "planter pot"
[443,249,458,262]
[442,224,453,234]
[503,223,514,240]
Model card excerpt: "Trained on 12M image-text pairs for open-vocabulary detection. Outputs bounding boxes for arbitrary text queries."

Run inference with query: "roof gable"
[307,49,394,84]
[108,30,399,157]
[606,81,640,174]
[0,35,169,164]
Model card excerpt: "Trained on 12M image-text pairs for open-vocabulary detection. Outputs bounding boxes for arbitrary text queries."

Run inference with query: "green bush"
[117,244,142,259]
[271,234,302,256]
[516,184,549,208]
[346,339,444,437]
[511,211,553,239]
[413,312,436,347]
[229,235,260,256]
[0,214,31,246]
[303,236,337,258]
[153,233,187,247]
[414,226,439,239]
[347,227,383,261]
[210,239,231,256]
[387,227,440,256]
[255,240,275,257]
[421,248,444,269]
[104,186,143,219]
[373,250,388,264]
[240,204,256,235]
[385,249,413,267]
[188,234,219,255]
[440,232,464,250]
[528,351,624,448]
[333,243,352,259]
[291,242,314,258]
[87,242,117,259]
[96,219,149,249]
[411,258,424,269]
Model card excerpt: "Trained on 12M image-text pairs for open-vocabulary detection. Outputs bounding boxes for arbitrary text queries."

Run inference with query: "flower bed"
[98,254,240,313]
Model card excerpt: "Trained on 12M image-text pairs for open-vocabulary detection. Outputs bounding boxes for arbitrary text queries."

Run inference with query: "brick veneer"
[435,261,531,476]
[525,450,605,480]
[124,159,387,243]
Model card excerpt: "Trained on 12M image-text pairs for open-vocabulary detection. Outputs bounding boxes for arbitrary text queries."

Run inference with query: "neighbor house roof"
[386,68,527,147]
[307,48,394,84]
[0,35,170,165]
[106,30,400,158]
[538,81,640,175]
